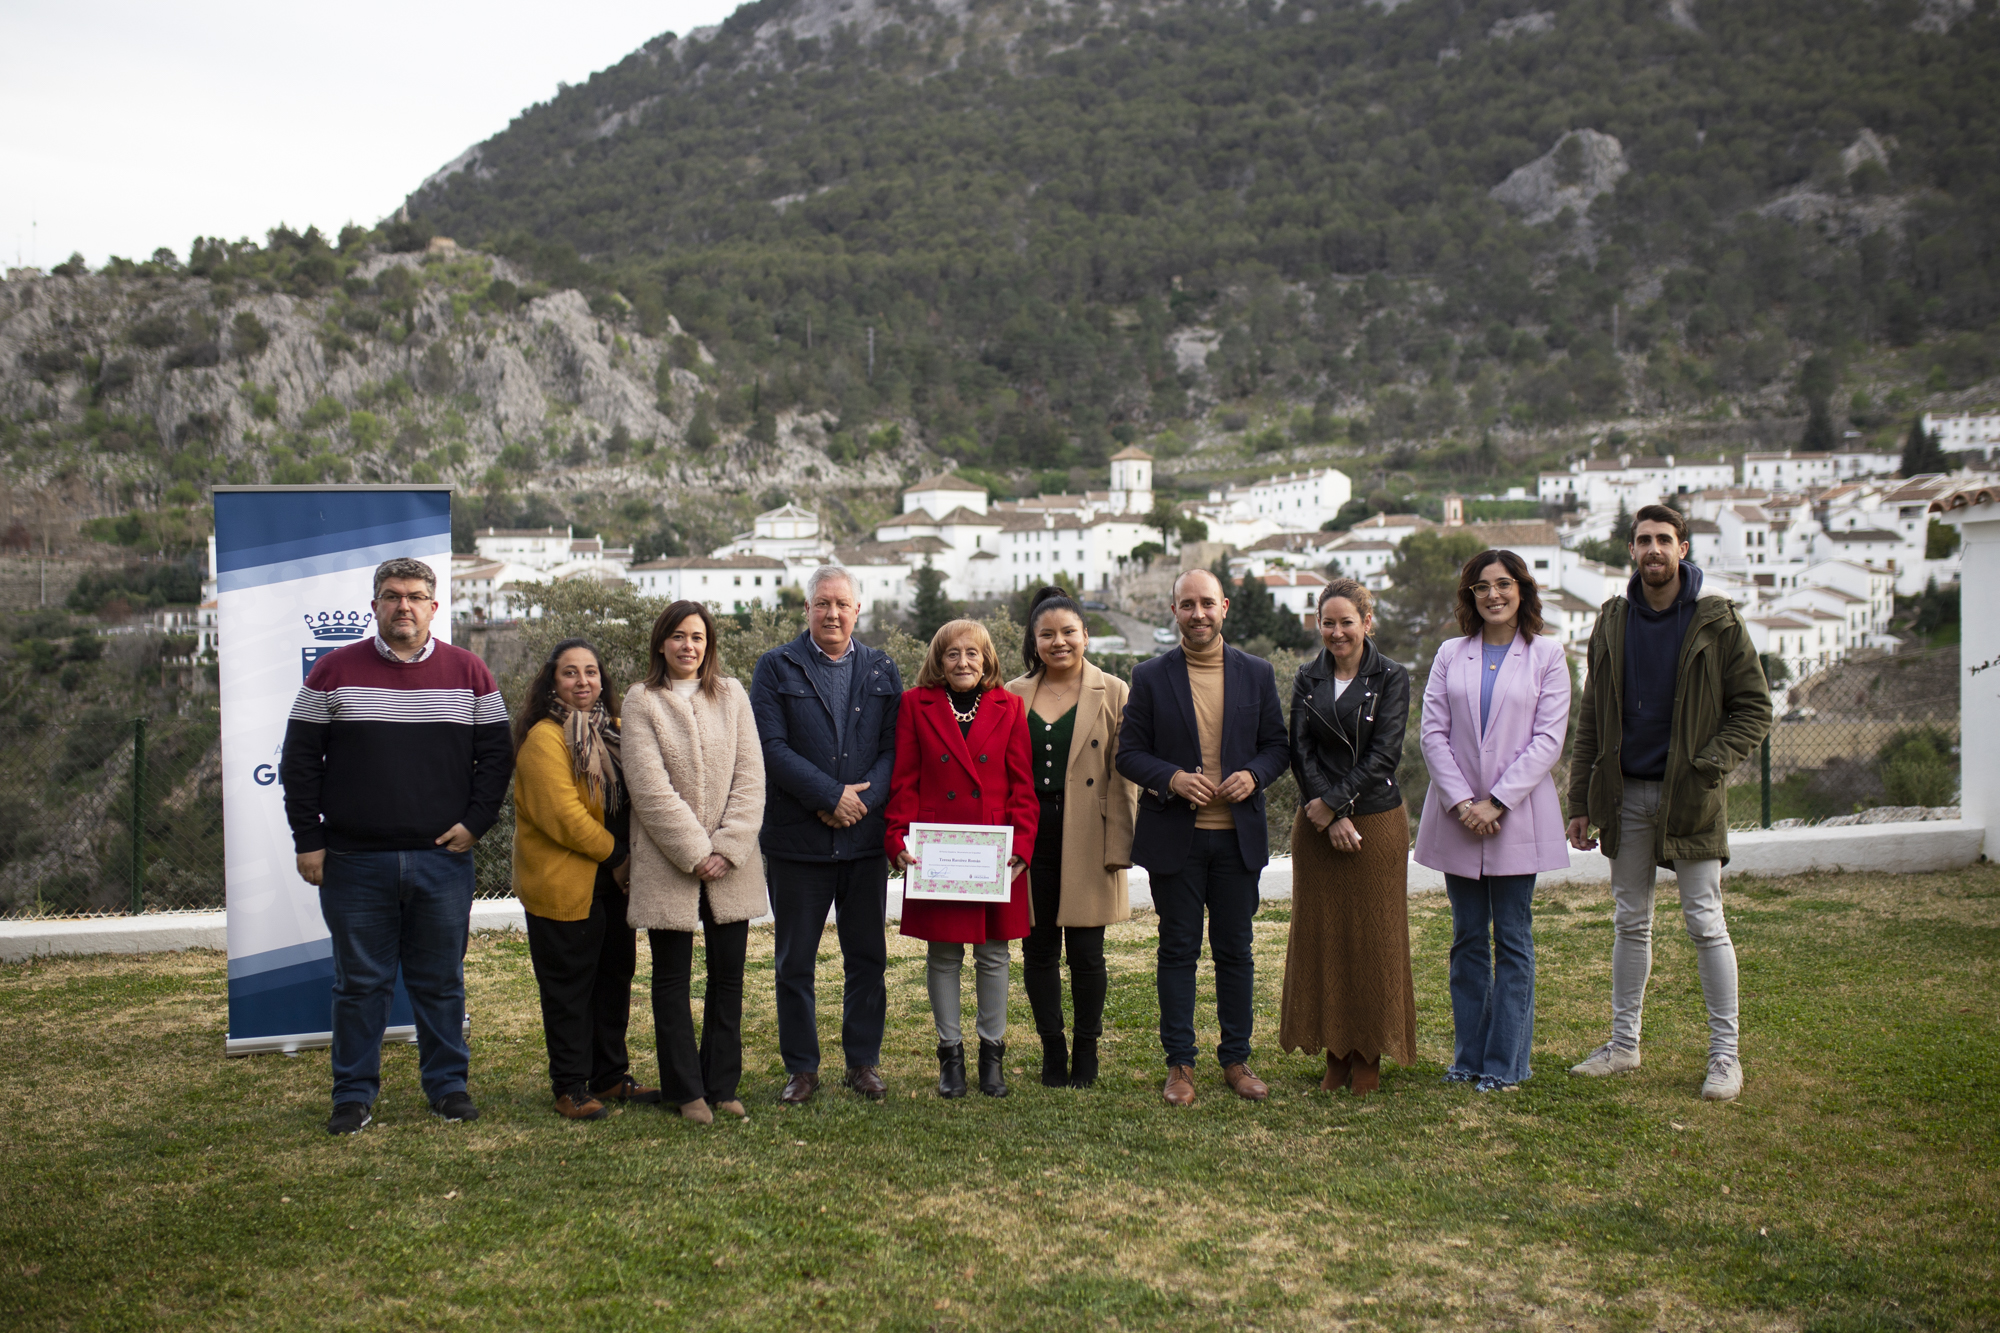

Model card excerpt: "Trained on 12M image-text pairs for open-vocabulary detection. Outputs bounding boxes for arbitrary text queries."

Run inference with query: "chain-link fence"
[0,706,523,920]
[1726,642,1961,829]
[0,707,225,919]
[0,643,1962,920]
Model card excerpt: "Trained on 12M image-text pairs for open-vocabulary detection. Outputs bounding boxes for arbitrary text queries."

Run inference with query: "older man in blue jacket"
[1117,568,1291,1107]
[751,565,903,1104]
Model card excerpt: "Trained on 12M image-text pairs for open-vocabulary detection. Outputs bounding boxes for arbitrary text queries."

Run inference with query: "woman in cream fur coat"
[623,600,767,1123]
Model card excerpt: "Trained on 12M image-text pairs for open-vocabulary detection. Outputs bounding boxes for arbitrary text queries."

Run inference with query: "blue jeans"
[1153,828,1261,1069]
[318,846,475,1107]
[1444,873,1537,1086]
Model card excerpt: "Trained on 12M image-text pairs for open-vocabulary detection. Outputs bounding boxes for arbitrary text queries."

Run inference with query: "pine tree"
[1900,417,1949,476]
[911,559,956,641]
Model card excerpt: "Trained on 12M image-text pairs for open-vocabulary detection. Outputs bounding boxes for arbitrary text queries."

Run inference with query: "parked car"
[1080,599,1109,611]
[1152,626,1178,645]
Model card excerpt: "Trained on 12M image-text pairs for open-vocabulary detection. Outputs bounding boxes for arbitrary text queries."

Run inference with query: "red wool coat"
[885,686,1039,944]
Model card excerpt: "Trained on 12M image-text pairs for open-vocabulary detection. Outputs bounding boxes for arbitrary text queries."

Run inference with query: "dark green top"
[1031,704,1077,793]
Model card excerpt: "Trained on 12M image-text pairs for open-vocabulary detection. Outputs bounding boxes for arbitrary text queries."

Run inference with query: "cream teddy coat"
[622,677,768,932]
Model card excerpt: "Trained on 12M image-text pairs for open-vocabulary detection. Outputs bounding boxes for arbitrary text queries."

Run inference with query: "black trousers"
[649,888,750,1106]
[523,872,637,1099]
[770,855,889,1073]
[1021,792,1108,1041]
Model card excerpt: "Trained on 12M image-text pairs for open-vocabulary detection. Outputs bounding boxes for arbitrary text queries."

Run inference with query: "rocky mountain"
[4,0,1999,558]
[0,241,921,553]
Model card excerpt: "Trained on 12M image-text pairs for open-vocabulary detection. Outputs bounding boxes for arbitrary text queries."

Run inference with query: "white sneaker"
[1569,1042,1641,1076]
[1701,1055,1743,1102]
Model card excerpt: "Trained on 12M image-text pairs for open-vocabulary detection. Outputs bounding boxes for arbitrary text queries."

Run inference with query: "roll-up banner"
[214,485,454,1056]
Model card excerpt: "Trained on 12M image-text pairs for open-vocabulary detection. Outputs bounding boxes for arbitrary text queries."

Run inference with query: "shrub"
[165,341,221,370]
[302,397,348,429]
[129,313,181,349]
[1878,728,1959,808]
[420,342,457,394]
[348,411,386,449]
[231,312,270,359]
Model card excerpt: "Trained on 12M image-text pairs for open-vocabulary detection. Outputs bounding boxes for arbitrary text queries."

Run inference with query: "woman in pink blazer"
[1413,550,1572,1092]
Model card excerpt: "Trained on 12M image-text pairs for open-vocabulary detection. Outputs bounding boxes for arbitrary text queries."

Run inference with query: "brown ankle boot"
[1321,1051,1353,1092]
[1350,1054,1381,1096]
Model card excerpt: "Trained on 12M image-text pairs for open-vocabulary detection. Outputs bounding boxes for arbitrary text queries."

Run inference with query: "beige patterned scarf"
[546,697,623,815]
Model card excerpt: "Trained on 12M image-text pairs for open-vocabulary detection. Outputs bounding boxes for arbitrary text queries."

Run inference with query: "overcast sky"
[1,0,741,271]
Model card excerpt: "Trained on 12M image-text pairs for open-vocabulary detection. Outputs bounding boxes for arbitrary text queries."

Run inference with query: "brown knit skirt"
[1278,806,1417,1065]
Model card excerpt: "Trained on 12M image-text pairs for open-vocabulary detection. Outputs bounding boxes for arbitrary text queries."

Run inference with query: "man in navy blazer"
[1117,568,1290,1106]
[750,565,903,1104]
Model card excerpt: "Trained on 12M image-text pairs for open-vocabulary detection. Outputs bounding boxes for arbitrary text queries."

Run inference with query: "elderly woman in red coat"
[886,618,1038,1100]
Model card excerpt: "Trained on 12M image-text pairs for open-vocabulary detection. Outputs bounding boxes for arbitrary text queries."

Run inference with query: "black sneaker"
[430,1091,480,1122]
[327,1102,372,1136]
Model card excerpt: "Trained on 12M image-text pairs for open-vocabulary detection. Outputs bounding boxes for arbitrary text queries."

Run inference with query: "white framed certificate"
[903,823,1015,903]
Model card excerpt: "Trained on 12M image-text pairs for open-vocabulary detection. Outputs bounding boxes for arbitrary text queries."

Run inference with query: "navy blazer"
[749,632,902,863]
[1115,642,1291,876]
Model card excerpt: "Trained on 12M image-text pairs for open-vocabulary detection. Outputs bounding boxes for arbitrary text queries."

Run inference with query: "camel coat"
[1004,660,1138,928]
[622,678,769,932]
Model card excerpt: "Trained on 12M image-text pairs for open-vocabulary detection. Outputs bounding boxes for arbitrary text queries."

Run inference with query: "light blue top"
[1479,640,1510,734]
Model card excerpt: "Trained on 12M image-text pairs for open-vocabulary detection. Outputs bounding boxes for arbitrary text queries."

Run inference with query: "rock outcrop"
[1489,130,1629,226]
[0,247,916,531]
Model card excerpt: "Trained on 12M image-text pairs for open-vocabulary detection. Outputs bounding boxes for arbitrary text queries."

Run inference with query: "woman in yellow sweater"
[512,637,661,1120]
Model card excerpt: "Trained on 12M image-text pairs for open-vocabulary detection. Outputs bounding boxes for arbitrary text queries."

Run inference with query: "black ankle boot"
[1069,1035,1099,1089]
[1040,1032,1068,1088]
[936,1042,967,1098]
[978,1040,1009,1098]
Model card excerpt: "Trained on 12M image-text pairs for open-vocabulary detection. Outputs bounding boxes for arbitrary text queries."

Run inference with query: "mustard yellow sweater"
[511,719,617,921]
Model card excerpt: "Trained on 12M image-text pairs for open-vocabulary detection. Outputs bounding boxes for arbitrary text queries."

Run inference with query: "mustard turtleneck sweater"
[1182,633,1234,829]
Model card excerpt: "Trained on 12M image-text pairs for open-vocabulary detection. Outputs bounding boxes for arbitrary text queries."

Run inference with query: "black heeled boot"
[978,1040,1009,1098]
[1069,1035,1099,1089]
[1040,1032,1068,1088]
[936,1042,967,1098]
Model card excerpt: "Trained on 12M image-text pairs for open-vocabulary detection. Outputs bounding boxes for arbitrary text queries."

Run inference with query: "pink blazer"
[1412,630,1572,879]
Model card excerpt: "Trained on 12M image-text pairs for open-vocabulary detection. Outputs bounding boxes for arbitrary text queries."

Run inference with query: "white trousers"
[1608,778,1740,1060]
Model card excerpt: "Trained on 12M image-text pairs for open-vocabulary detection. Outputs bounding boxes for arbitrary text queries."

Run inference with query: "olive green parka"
[1567,583,1772,866]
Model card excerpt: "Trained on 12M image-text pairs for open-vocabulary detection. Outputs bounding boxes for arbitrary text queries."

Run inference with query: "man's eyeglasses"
[375,593,432,606]
[1469,580,1518,598]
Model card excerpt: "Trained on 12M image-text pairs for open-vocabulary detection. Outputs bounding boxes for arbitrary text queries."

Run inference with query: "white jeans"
[927,940,1011,1046]
[1608,779,1740,1060]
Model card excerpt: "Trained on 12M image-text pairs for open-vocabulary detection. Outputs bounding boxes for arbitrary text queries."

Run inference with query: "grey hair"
[805,564,855,604]
[373,557,436,599]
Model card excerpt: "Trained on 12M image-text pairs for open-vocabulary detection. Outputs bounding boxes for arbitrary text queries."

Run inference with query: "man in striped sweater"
[281,557,514,1136]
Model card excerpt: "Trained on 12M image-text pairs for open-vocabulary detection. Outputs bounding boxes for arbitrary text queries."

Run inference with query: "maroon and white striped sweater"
[280,635,514,854]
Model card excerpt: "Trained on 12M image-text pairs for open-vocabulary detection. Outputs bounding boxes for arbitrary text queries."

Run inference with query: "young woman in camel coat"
[1002,585,1137,1089]
[623,600,768,1123]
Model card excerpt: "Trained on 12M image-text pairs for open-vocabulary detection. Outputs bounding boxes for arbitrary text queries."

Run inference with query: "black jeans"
[1152,827,1260,1068]
[649,888,749,1105]
[1022,793,1107,1040]
[770,855,889,1074]
[523,871,637,1100]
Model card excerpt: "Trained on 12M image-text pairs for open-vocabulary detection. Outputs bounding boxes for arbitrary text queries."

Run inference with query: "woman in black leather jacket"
[1279,578,1417,1097]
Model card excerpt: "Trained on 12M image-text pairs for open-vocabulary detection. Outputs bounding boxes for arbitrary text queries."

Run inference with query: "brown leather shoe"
[554,1092,607,1121]
[779,1071,820,1105]
[1350,1055,1381,1097]
[1322,1051,1353,1092]
[1223,1063,1269,1102]
[1163,1065,1196,1107]
[842,1065,887,1100]
[593,1075,663,1105]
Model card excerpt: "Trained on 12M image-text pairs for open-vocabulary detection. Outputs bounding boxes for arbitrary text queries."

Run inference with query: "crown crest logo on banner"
[302,610,374,640]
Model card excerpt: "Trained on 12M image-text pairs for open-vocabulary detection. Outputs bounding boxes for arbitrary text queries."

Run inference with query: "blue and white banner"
[215,486,454,1055]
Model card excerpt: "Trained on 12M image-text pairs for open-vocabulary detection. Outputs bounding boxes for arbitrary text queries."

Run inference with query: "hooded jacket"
[1567,565,1772,866]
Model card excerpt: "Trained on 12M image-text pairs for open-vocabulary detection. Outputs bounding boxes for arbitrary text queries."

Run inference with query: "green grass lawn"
[2,866,1996,1331]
